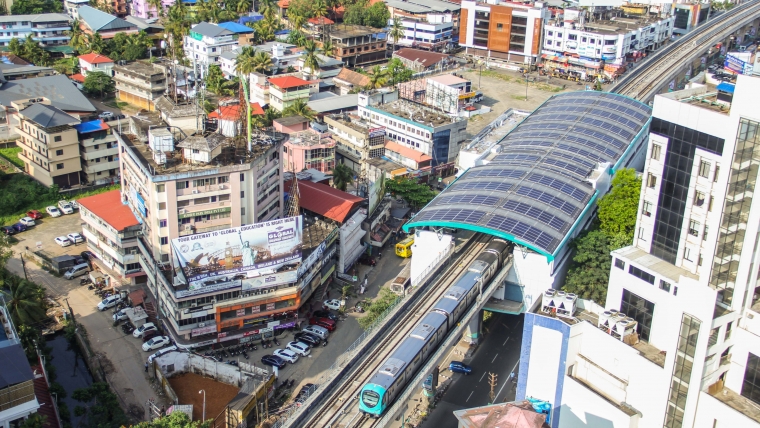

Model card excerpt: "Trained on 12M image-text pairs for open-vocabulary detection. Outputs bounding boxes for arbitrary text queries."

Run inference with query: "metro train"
[358,238,512,417]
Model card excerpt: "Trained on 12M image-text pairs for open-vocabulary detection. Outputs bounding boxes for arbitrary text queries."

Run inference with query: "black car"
[1,226,15,235]
[80,251,95,261]
[312,310,339,322]
[295,383,317,402]
[294,332,322,347]
[261,354,286,369]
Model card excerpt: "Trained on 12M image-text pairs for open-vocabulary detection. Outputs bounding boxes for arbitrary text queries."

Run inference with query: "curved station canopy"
[403,91,652,260]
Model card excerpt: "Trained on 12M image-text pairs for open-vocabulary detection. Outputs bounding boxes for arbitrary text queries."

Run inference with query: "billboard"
[172,216,303,291]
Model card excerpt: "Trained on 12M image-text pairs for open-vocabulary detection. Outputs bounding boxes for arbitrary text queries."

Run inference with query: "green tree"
[562,229,612,305]
[282,99,316,121]
[262,108,281,127]
[301,39,321,77]
[1,276,47,326]
[320,38,335,57]
[0,0,8,15]
[83,71,114,99]
[384,176,436,209]
[10,0,62,14]
[66,18,88,53]
[146,0,163,18]
[286,0,315,20]
[597,168,641,249]
[312,0,327,18]
[72,383,129,428]
[388,17,404,56]
[331,162,353,191]
[258,0,276,14]
[88,0,112,14]
[344,0,388,28]
[204,64,235,96]
[366,65,388,89]
[20,413,46,428]
[18,34,49,66]
[233,0,252,15]
[386,58,413,85]
[0,235,12,270]
[133,411,211,428]
[86,32,107,54]
[52,57,79,75]
[8,37,21,56]
[286,29,307,47]
[357,288,399,330]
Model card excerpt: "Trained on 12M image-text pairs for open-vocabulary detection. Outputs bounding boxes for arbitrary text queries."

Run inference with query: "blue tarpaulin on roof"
[239,14,263,24]
[73,119,108,134]
[717,82,736,93]
[218,21,254,33]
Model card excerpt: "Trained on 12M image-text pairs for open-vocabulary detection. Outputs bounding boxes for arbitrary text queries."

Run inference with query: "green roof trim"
[402,220,555,262]
[364,105,434,132]
[550,190,598,260]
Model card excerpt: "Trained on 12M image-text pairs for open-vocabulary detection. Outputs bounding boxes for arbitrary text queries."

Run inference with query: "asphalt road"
[422,312,524,428]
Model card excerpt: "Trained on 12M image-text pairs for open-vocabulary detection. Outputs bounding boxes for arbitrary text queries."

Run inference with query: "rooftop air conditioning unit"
[192,190,199,194]
[179,209,186,214]
[184,225,193,231]
[191,302,197,307]
[219,184,226,189]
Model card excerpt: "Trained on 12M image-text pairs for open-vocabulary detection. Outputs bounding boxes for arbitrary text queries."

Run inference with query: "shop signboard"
[191,325,217,337]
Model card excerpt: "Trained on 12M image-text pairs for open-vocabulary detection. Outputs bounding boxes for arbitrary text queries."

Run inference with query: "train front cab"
[359,383,386,417]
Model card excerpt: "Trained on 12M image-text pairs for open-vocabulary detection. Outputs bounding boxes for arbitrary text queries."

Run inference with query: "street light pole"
[199,390,206,422]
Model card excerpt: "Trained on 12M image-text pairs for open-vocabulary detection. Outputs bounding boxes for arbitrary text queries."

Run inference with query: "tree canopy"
[133,411,211,428]
[331,163,353,191]
[597,168,641,249]
[343,0,389,28]
[384,177,436,209]
[83,71,115,99]
[11,0,62,14]
[72,383,129,428]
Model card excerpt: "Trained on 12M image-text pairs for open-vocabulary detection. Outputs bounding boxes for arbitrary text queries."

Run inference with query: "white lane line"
[495,359,521,401]
[491,353,499,364]
[466,391,474,402]
[479,372,487,382]
[502,336,510,346]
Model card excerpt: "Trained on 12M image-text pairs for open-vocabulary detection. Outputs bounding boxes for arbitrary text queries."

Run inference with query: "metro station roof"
[404,91,652,260]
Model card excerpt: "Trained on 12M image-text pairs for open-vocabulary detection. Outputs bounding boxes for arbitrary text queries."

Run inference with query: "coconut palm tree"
[1,276,47,326]
[301,39,321,78]
[165,2,190,58]
[87,32,107,54]
[66,18,88,53]
[234,0,252,15]
[331,163,353,191]
[388,17,404,57]
[312,0,327,18]
[258,0,276,14]
[52,57,79,75]
[289,13,306,31]
[263,107,281,126]
[283,98,316,121]
[366,65,388,89]
[252,50,274,74]
[146,0,164,19]
[320,38,335,57]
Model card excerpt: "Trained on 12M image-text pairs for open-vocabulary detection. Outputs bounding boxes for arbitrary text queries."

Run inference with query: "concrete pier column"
[464,309,483,345]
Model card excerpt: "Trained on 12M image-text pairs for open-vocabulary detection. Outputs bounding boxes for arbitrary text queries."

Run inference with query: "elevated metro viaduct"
[402,91,653,342]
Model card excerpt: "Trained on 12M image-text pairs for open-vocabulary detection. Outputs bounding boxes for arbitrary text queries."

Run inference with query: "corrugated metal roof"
[191,22,234,38]
[284,179,363,223]
[77,190,140,231]
[0,344,34,389]
[78,6,135,32]
[0,74,96,112]
[307,94,359,113]
[20,103,79,128]
[218,21,254,34]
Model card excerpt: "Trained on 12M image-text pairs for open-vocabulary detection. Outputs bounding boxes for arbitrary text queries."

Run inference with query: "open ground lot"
[10,210,86,260]
[168,372,240,421]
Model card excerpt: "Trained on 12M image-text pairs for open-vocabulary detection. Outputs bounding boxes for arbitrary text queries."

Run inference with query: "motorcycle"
[273,337,280,346]
[80,278,91,286]
[242,350,249,359]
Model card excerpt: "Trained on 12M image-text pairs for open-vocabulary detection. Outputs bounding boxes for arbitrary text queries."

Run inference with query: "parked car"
[260,355,286,369]
[312,310,339,322]
[113,308,129,321]
[26,210,42,220]
[142,336,170,352]
[67,232,84,244]
[309,317,336,332]
[449,361,472,375]
[133,322,157,338]
[323,299,341,311]
[286,341,311,356]
[97,294,122,311]
[142,331,159,343]
[273,348,299,363]
[64,263,89,279]
[69,200,79,210]
[302,325,329,339]
[295,383,316,402]
[148,345,178,363]
[19,217,35,227]
[80,251,95,261]
[54,236,72,247]
[58,200,74,214]
[1,226,15,235]
[358,254,376,266]
[46,206,62,217]
[294,332,322,347]
[11,223,27,233]
[98,111,114,119]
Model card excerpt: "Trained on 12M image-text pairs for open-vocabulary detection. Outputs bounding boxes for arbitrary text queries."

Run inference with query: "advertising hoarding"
[172,216,303,291]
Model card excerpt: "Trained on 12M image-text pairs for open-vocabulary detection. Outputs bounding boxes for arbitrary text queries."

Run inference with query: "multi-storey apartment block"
[184,22,238,69]
[0,14,71,49]
[329,25,387,67]
[112,61,167,111]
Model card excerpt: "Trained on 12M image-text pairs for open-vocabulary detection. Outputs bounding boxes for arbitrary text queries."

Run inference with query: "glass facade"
[432,129,451,166]
[710,118,760,305]
[649,118,725,264]
[664,314,701,428]
[742,353,760,405]
[620,289,655,341]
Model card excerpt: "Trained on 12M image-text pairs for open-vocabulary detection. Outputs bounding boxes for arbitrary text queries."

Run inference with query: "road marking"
[495,359,521,401]
[466,391,474,402]
[479,372,487,382]
[491,353,499,363]
[502,336,510,346]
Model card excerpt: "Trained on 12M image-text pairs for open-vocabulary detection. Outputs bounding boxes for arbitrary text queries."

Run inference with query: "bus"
[395,237,414,258]
[391,264,411,295]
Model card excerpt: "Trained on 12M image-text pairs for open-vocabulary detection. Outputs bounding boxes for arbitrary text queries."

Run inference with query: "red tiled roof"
[70,73,85,83]
[385,140,432,163]
[208,102,264,120]
[30,365,61,428]
[284,179,363,223]
[77,190,140,232]
[278,0,289,7]
[78,53,114,64]
[267,76,311,89]
[308,16,334,25]
[394,48,450,67]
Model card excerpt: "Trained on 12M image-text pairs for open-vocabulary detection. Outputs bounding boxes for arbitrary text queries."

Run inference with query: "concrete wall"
[156,352,243,387]
[692,391,759,428]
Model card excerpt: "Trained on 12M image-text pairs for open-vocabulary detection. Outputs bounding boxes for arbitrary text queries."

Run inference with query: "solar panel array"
[405,91,651,256]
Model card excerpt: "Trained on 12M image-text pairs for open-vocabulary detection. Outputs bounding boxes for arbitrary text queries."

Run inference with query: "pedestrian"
[145,362,149,373]
[510,372,515,382]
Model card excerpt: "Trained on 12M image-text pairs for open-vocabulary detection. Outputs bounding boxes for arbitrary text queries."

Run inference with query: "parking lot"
[9,208,87,259]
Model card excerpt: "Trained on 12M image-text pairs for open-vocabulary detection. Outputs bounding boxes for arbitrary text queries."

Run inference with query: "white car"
[286,341,311,357]
[69,200,79,210]
[98,111,114,119]
[133,322,157,337]
[97,294,122,311]
[67,233,84,244]
[148,345,178,363]
[54,236,72,247]
[323,299,341,311]
[19,217,35,227]
[113,308,129,321]
[142,336,170,351]
[273,348,299,363]
[57,201,73,214]
[46,206,61,217]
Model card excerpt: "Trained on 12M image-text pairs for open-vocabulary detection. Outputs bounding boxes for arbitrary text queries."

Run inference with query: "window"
[160,237,168,245]
[158,202,166,210]
[638,227,646,241]
[241,207,246,215]
[726,322,733,340]
[629,265,655,285]
[194,197,210,204]
[177,200,190,207]
[496,23,504,31]
[219,194,230,201]
[647,173,657,188]
[614,258,625,270]
[688,219,700,237]
[708,196,714,212]
[714,165,720,182]
[684,247,692,261]
[240,191,245,198]
[659,280,671,292]
[55,149,63,156]
[54,136,61,142]
[240,173,245,181]
[56,163,64,169]
[664,314,701,428]
[548,31,553,36]
[694,191,705,207]
[159,219,167,228]
[674,286,678,296]
[651,144,661,160]
[156,184,165,192]
[620,289,655,341]
[699,160,711,178]
[643,201,652,216]
[177,181,190,189]
[218,176,229,184]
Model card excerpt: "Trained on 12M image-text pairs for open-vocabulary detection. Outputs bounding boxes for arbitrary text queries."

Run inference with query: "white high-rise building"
[518,75,760,427]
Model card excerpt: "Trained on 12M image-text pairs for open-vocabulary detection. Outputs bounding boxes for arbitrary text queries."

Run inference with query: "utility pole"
[488,373,498,404]
[19,254,27,280]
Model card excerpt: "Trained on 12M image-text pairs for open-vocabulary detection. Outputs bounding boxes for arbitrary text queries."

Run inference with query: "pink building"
[283,131,336,173]
[131,0,174,19]
[273,115,310,134]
